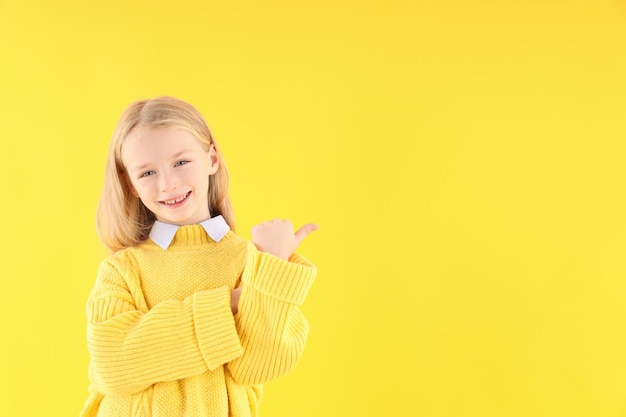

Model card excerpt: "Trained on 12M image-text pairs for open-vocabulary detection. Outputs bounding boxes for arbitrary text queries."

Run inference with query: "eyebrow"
[130,150,193,174]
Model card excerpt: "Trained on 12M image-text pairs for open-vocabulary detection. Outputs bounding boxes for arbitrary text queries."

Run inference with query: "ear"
[207,144,220,175]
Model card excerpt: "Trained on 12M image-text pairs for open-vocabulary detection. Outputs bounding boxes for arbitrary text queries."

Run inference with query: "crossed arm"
[86,220,317,396]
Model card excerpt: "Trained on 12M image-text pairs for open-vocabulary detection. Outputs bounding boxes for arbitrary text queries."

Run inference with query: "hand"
[251,219,318,261]
[231,286,243,315]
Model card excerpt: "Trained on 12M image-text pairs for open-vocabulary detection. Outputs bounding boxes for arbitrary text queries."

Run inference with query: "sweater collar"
[149,215,230,250]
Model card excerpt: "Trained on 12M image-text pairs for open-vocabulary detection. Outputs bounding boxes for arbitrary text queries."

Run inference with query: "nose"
[158,169,178,192]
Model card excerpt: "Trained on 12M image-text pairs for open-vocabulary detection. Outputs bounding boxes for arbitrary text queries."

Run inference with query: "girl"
[80,96,317,417]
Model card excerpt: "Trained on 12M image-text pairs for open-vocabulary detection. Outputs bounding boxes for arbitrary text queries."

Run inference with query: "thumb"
[294,223,318,247]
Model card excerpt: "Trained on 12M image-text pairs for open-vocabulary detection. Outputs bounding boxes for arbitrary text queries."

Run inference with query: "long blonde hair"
[97,96,235,253]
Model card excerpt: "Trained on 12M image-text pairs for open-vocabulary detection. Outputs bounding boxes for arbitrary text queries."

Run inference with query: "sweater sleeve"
[86,258,244,396]
[227,245,317,385]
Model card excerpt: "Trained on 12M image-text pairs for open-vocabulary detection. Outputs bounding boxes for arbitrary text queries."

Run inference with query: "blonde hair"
[97,96,235,253]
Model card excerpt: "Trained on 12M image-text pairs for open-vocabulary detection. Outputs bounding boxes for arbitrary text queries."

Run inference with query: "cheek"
[131,180,152,199]
[192,169,211,191]
[187,167,207,182]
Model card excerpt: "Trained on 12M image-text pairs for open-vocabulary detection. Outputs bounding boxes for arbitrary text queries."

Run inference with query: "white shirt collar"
[149,215,230,250]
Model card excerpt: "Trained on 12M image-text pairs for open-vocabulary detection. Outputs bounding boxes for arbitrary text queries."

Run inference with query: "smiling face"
[121,127,219,226]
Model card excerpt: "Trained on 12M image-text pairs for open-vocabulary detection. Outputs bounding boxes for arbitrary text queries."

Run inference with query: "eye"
[140,170,156,178]
[175,160,190,167]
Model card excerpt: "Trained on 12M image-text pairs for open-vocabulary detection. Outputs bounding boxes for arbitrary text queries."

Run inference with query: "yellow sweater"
[80,225,316,417]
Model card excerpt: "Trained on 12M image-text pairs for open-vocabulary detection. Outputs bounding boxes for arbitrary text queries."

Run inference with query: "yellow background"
[1,1,626,416]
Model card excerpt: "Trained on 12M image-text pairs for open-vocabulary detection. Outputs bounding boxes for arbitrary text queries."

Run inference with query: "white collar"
[149,215,230,250]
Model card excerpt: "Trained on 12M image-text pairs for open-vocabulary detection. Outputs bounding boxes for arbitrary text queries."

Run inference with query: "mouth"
[160,191,191,206]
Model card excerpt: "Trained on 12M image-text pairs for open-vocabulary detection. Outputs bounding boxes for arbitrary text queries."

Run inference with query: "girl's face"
[121,127,219,226]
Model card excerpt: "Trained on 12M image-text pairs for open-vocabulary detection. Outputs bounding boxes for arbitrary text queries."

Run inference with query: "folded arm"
[227,247,316,385]
[86,260,243,396]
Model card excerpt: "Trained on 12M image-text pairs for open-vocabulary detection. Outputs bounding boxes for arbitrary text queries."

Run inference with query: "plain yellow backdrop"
[1,1,626,416]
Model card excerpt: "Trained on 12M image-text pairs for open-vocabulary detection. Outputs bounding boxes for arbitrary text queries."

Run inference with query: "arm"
[86,259,243,396]
[227,220,317,385]
[227,247,316,385]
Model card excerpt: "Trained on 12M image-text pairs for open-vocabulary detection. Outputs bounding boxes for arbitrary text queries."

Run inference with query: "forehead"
[121,127,206,168]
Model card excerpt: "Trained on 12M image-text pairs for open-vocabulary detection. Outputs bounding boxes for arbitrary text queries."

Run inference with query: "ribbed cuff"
[193,287,244,370]
[242,249,317,305]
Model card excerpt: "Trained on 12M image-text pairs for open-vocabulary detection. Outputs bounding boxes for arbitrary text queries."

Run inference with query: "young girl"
[80,96,317,417]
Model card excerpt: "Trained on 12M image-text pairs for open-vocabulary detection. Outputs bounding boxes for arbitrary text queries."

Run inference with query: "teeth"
[163,193,188,205]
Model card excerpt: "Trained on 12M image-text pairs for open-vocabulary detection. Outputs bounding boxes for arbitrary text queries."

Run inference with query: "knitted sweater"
[80,225,316,417]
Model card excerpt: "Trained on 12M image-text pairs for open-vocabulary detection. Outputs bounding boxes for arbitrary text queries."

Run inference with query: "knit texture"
[80,225,316,417]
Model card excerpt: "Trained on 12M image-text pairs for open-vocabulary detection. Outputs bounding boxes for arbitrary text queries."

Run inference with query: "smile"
[161,192,191,205]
